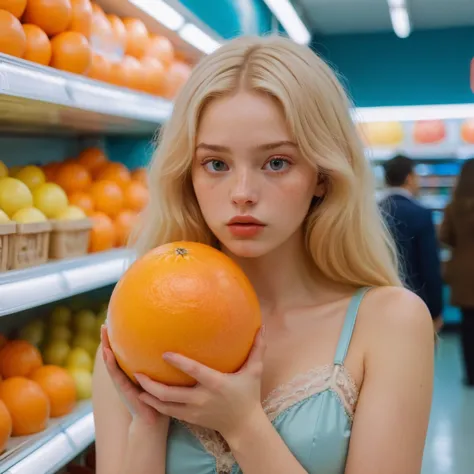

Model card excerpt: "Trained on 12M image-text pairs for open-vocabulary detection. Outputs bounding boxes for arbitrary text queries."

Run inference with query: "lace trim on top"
[176,364,359,474]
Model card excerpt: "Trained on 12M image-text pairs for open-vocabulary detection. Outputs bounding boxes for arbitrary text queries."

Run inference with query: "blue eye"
[204,160,229,172]
[264,158,290,172]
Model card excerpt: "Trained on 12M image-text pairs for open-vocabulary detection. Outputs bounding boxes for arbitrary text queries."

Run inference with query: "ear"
[314,174,326,198]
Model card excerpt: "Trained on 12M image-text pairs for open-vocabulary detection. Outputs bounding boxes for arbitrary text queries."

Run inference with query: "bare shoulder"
[356,286,434,358]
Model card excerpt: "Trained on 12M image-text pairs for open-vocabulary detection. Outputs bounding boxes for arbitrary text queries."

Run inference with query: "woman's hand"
[100,325,167,427]
[136,327,266,440]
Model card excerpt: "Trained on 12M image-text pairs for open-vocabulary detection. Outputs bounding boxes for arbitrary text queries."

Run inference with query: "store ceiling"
[297,0,474,35]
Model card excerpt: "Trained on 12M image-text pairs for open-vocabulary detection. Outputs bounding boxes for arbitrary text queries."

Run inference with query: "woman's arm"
[92,348,169,474]
[224,407,307,474]
[345,287,434,474]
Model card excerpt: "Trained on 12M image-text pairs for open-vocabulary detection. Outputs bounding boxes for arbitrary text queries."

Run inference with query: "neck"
[222,230,335,312]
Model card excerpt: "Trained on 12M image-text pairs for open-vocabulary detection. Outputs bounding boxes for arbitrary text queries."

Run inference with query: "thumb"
[241,326,266,371]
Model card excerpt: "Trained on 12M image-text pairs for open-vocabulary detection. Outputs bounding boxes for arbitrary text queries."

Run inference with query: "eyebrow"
[195,140,298,153]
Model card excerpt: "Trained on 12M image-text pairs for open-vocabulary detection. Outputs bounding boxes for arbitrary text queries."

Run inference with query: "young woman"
[440,158,474,386]
[93,35,434,474]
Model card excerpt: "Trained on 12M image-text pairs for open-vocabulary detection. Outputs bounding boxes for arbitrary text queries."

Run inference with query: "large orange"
[0,400,12,453]
[114,210,137,247]
[68,0,92,39]
[0,9,26,58]
[461,119,474,144]
[42,162,61,181]
[163,61,192,99]
[30,365,77,417]
[0,340,43,379]
[87,51,111,83]
[122,17,148,58]
[22,24,52,65]
[89,211,116,252]
[50,31,92,75]
[413,120,446,144]
[68,190,94,215]
[123,181,148,212]
[89,180,123,217]
[77,147,108,172]
[140,56,165,95]
[94,162,131,190]
[0,0,26,18]
[108,242,262,386]
[0,377,50,436]
[54,162,91,193]
[23,0,72,37]
[106,13,126,50]
[142,34,174,66]
[121,55,143,90]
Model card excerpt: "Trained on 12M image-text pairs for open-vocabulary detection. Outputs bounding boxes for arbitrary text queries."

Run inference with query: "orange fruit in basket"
[0,9,26,58]
[30,365,77,417]
[131,167,148,186]
[0,0,26,18]
[140,56,165,95]
[106,13,126,49]
[0,400,12,453]
[114,210,137,247]
[142,34,174,66]
[163,61,192,99]
[77,147,108,173]
[89,180,123,217]
[50,31,92,75]
[68,190,94,215]
[22,24,52,65]
[0,340,43,379]
[122,17,148,58]
[0,377,50,436]
[122,55,143,90]
[95,162,131,189]
[68,0,93,39]
[23,0,73,37]
[87,52,111,83]
[54,162,91,193]
[107,241,262,386]
[108,60,128,88]
[461,119,474,144]
[89,211,115,252]
[124,181,148,212]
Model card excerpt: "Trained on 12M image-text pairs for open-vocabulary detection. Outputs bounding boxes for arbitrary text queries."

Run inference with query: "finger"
[241,326,266,370]
[101,325,111,351]
[135,374,197,404]
[139,392,186,419]
[104,348,140,396]
[162,353,221,387]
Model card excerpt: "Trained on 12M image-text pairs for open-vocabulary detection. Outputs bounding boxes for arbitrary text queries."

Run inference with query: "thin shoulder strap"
[334,287,371,366]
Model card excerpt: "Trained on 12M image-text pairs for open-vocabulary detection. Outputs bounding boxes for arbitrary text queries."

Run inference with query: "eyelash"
[201,156,292,173]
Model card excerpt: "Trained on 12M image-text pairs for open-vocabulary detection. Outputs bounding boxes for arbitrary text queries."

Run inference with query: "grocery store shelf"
[0,54,172,136]
[0,401,94,474]
[0,249,135,317]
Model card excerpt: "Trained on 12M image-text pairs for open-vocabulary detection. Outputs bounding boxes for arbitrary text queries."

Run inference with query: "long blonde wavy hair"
[133,35,402,288]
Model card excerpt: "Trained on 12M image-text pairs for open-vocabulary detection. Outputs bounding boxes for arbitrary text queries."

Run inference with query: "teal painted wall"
[180,0,274,39]
[312,27,474,107]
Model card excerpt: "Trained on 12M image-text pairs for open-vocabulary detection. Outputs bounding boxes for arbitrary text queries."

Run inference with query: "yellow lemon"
[0,177,33,217]
[33,182,68,218]
[11,207,48,223]
[16,165,46,190]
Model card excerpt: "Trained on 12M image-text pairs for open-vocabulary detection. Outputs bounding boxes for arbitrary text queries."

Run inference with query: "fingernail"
[162,352,174,361]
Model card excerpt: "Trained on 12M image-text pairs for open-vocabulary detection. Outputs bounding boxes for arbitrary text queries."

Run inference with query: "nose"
[230,169,258,206]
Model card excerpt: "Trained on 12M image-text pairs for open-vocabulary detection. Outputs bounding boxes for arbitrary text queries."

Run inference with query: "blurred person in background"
[379,155,444,332]
[440,158,474,387]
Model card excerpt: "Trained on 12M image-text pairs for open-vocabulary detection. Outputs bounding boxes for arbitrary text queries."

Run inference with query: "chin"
[219,238,277,259]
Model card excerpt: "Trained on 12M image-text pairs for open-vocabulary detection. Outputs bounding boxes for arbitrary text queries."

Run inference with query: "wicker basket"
[9,221,52,270]
[49,218,93,260]
[0,222,16,272]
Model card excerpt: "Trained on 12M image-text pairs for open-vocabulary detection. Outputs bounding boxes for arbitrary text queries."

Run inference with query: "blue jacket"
[380,193,443,318]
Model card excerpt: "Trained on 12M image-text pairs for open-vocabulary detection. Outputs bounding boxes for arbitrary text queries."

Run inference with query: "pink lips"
[227,216,266,238]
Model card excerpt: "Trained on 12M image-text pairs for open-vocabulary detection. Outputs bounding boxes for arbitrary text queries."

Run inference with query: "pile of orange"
[0,1,193,98]
[0,336,78,452]
[43,147,149,252]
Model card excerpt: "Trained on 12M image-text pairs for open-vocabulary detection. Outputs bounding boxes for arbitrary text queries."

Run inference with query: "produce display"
[0,146,148,272]
[107,241,262,386]
[0,0,193,99]
[0,300,106,452]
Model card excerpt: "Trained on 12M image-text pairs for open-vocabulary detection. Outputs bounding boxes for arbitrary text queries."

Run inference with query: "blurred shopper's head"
[454,158,474,200]
[383,155,419,195]
[134,35,401,287]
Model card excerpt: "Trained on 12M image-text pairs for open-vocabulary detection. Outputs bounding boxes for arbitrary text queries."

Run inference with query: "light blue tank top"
[166,288,369,474]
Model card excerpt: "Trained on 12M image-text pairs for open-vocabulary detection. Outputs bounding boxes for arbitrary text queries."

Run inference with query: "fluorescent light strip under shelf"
[178,23,221,54]
[129,0,185,31]
[352,104,474,123]
[264,0,310,45]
